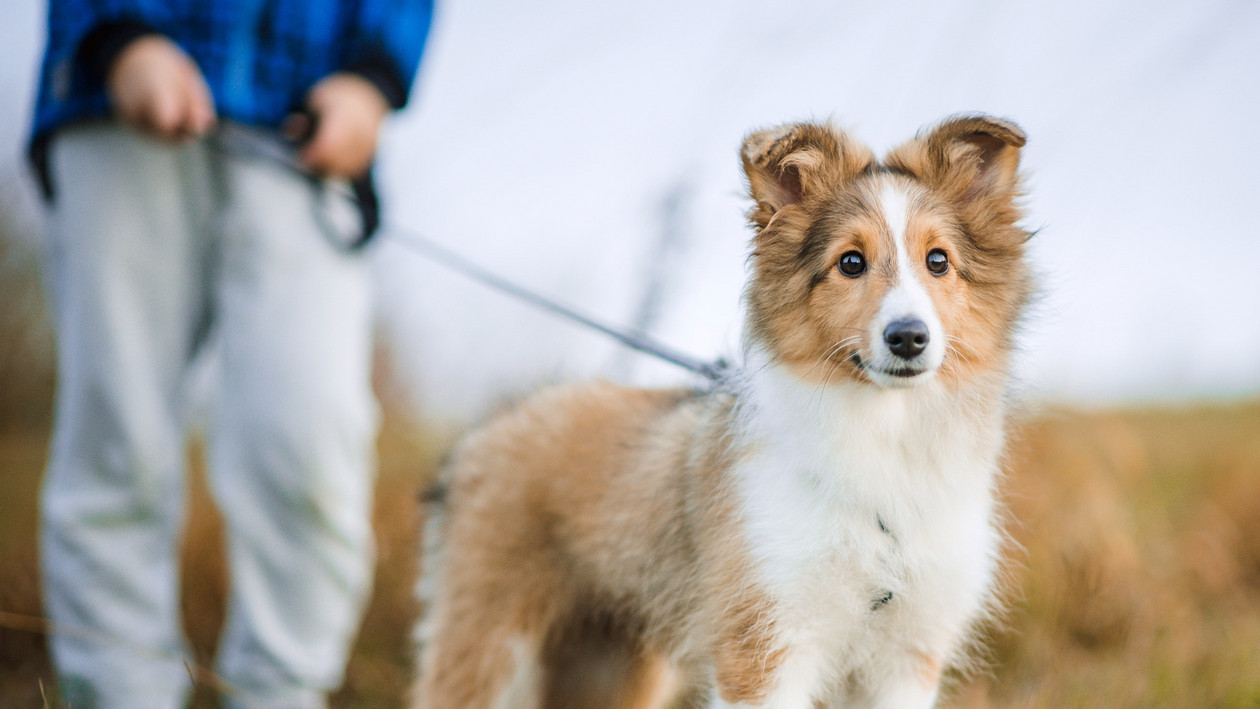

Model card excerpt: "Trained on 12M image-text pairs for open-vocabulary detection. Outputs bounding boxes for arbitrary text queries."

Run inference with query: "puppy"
[413,115,1032,708]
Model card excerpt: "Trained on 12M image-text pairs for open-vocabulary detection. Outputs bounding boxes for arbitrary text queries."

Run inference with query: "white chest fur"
[730,358,1007,692]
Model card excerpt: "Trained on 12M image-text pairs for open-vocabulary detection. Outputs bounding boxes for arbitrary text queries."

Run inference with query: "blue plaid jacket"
[30,0,433,196]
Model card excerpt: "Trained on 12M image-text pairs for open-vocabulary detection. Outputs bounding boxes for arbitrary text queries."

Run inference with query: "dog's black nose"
[884,318,929,359]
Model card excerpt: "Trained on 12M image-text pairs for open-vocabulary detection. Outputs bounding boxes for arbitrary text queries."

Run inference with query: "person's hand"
[106,35,216,141]
[290,73,390,179]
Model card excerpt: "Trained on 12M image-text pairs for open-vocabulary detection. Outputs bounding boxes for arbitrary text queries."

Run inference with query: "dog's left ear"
[886,115,1026,207]
[742,123,874,229]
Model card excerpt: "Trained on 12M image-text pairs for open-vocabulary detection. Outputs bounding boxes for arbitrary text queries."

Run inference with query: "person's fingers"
[107,36,216,142]
[300,120,375,177]
[300,119,367,176]
[282,114,308,143]
[144,86,186,139]
[297,73,388,178]
[182,67,217,138]
[298,128,333,173]
[300,120,342,175]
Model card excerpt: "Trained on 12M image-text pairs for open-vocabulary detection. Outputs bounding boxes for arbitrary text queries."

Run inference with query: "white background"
[3,0,1259,420]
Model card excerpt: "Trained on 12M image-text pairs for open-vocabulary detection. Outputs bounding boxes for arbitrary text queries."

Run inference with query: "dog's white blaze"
[870,183,946,382]
[733,346,1005,704]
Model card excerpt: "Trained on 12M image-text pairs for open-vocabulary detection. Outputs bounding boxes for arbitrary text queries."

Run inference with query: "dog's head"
[741,115,1032,389]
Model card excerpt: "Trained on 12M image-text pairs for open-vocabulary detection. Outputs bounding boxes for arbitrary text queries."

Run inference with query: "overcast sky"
[4,0,1259,419]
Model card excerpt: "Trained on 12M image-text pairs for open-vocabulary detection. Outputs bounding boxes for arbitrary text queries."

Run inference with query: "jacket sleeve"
[341,0,435,110]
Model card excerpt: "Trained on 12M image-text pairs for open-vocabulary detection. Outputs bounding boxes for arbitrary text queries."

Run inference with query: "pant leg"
[40,124,217,708]
[206,140,379,708]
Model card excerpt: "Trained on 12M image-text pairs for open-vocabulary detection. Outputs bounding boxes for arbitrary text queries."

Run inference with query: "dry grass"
[960,403,1260,708]
[0,228,54,432]
[0,410,453,708]
[2,398,1258,707]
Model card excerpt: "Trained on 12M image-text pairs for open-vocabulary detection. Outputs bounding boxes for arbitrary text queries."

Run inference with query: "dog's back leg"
[411,502,570,709]
[412,573,560,709]
[541,615,684,709]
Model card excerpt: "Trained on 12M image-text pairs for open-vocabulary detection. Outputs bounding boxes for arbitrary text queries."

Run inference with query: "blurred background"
[2,0,1259,707]
[4,0,1260,418]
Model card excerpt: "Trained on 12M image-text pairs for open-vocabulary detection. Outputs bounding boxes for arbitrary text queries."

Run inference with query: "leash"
[209,124,730,383]
[377,232,730,381]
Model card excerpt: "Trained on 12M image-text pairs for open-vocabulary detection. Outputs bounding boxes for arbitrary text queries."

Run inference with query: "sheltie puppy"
[412,115,1033,708]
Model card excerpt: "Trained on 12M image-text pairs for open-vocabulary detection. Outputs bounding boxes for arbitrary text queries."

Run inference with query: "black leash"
[209,124,729,383]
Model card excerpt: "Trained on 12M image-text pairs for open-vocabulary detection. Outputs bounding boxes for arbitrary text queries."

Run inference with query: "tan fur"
[914,652,943,688]
[744,116,1030,386]
[413,115,1032,708]
[414,383,769,707]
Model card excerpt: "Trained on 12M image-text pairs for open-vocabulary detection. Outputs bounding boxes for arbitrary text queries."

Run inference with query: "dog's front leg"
[710,645,825,709]
[849,683,939,709]
[844,651,943,709]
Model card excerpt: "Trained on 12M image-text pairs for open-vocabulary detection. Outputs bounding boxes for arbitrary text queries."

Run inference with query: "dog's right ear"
[741,123,874,229]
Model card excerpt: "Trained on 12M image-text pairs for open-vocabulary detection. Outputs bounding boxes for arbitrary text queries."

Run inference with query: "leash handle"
[286,108,381,248]
[216,116,379,249]
[282,106,321,146]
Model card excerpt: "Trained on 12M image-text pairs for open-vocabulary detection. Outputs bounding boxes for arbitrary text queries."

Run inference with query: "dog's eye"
[838,251,866,277]
[926,249,949,276]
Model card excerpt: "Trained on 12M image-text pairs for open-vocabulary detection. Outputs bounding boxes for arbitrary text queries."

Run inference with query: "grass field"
[2,396,1259,707]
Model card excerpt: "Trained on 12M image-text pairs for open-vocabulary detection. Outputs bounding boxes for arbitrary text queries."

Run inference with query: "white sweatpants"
[40,123,379,708]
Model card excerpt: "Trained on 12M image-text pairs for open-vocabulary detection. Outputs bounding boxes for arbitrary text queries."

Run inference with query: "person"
[28,1,433,706]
